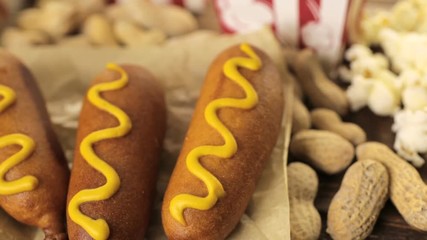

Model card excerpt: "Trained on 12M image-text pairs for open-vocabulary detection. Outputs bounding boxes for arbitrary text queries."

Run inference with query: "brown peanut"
[70,0,106,23]
[288,162,321,240]
[311,108,367,145]
[286,62,304,99]
[113,20,166,47]
[282,47,299,70]
[290,130,354,174]
[105,5,132,22]
[327,160,389,240]
[123,0,198,37]
[292,97,311,134]
[356,142,427,231]
[1,27,50,48]
[18,2,78,41]
[83,14,117,46]
[293,49,349,116]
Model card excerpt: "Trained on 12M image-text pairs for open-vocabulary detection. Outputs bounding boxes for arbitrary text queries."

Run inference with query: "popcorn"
[411,0,427,7]
[360,11,390,44]
[397,69,421,87]
[368,80,400,116]
[375,70,402,93]
[346,76,400,116]
[359,0,427,44]
[380,28,427,75]
[344,44,400,116]
[345,44,371,61]
[393,109,427,167]
[350,54,389,78]
[346,0,427,167]
[416,10,427,32]
[389,0,419,31]
[378,28,400,58]
[402,86,427,110]
[346,76,373,111]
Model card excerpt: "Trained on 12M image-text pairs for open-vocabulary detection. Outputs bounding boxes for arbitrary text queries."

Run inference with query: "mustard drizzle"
[0,85,38,195]
[68,64,131,240]
[169,43,261,225]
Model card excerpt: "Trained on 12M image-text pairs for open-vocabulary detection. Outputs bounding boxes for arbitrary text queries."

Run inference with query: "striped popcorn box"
[214,0,364,66]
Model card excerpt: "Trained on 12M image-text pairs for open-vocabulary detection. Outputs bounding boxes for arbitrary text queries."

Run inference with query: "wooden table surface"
[298,108,427,239]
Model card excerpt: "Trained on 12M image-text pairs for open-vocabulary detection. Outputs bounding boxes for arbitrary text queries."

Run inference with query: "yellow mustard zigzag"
[68,64,131,240]
[0,85,38,195]
[170,43,262,225]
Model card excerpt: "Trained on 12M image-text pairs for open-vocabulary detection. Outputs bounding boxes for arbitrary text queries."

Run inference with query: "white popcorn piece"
[379,28,400,56]
[380,29,407,72]
[394,134,426,167]
[360,11,391,44]
[350,54,389,78]
[344,43,400,116]
[360,0,427,44]
[373,54,389,69]
[421,74,427,87]
[411,0,427,7]
[346,76,373,111]
[375,70,402,92]
[380,28,427,75]
[390,0,419,31]
[416,14,427,33]
[393,109,427,135]
[398,69,421,87]
[345,44,372,61]
[402,86,427,110]
[368,80,400,116]
[413,0,427,32]
[393,109,427,167]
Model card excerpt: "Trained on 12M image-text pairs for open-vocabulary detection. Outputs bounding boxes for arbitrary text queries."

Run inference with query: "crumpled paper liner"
[4,27,292,240]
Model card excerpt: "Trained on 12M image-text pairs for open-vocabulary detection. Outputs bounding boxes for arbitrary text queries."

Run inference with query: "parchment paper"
[2,27,292,240]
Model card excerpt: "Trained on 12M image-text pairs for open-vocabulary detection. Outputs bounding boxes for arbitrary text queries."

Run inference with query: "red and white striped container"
[214,0,363,66]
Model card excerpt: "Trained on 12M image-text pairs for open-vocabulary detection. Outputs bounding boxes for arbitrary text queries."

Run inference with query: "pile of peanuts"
[284,49,427,239]
[1,0,199,48]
